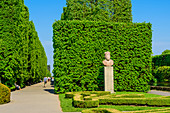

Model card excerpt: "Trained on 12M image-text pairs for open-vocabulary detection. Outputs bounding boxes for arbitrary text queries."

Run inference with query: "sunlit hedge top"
[61,0,132,23]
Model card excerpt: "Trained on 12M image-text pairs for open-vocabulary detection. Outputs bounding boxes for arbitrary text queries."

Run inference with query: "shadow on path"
[44,89,55,94]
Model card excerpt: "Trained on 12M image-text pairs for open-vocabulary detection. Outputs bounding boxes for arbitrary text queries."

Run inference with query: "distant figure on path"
[14,82,21,90]
[48,77,51,82]
[51,77,54,85]
[44,76,48,87]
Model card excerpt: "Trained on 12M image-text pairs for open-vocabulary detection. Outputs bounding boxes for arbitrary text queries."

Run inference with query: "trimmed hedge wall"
[53,20,152,93]
[0,0,48,89]
[0,83,10,104]
[152,54,170,83]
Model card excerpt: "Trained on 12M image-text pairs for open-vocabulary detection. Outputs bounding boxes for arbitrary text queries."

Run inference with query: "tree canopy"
[61,0,132,23]
[0,0,48,89]
[162,49,170,55]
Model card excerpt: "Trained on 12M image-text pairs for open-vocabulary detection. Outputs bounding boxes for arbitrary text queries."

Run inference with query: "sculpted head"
[105,51,110,61]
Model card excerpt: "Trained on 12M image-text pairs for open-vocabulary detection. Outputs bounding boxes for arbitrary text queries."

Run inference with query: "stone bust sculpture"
[103,51,114,66]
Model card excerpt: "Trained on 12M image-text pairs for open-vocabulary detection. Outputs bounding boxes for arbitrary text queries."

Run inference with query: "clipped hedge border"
[129,108,170,113]
[99,98,170,106]
[65,91,110,98]
[82,108,121,113]
[65,92,75,98]
[150,86,170,91]
[82,108,170,113]
[0,83,11,104]
[66,91,110,108]
[73,94,99,108]
[65,91,170,108]
[99,98,147,106]
[110,94,145,98]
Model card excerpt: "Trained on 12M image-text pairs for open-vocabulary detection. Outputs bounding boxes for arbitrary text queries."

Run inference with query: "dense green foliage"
[0,0,47,89]
[151,86,170,91]
[27,21,48,84]
[53,20,152,93]
[162,49,170,55]
[112,0,132,23]
[0,83,10,104]
[46,70,52,77]
[152,52,170,83]
[61,0,132,23]
[154,66,170,82]
[152,54,170,67]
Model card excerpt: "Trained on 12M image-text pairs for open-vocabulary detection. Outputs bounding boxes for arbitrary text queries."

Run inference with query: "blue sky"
[24,0,170,74]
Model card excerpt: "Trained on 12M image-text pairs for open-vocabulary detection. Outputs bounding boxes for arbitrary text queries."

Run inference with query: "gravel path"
[0,82,80,113]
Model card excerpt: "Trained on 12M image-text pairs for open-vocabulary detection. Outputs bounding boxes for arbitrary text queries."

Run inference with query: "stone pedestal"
[104,66,114,93]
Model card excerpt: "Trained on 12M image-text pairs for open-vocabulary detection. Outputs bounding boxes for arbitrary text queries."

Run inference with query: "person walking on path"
[14,82,21,90]
[44,76,48,87]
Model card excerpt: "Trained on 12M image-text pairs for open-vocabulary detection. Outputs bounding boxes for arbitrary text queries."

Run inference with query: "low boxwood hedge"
[73,94,99,108]
[65,92,75,98]
[147,98,170,106]
[82,108,122,113]
[129,108,170,113]
[99,98,147,105]
[65,91,110,98]
[110,94,145,98]
[82,108,170,113]
[0,83,11,104]
[99,98,170,106]
[65,91,170,108]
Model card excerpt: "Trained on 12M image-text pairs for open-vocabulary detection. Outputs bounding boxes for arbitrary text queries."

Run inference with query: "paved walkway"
[0,82,169,113]
[0,82,80,113]
[147,90,170,96]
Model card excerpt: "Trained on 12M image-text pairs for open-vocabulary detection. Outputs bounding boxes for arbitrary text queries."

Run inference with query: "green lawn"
[59,92,169,112]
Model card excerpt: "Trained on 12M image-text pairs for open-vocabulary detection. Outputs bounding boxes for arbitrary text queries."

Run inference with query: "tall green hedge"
[61,0,132,23]
[112,0,132,23]
[152,54,170,67]
[0,0,47,89]
[27,21,48,84]
[152,53,170,83]
[53,20,152,93]
[155,66,170,82]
